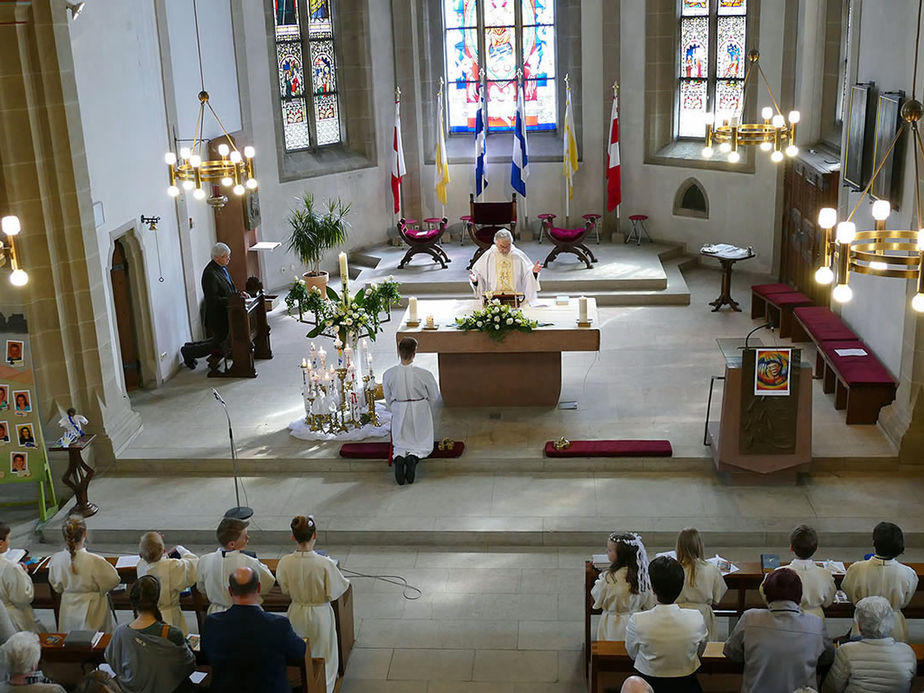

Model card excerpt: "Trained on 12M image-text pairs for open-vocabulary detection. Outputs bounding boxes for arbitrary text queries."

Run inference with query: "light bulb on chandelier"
[814,266,834,285]
[9,269,28,287]
[912,293,924,312]
[832,284,854,303]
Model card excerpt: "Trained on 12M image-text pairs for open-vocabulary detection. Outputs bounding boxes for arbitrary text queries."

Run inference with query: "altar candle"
[344,344,353,367]
[409,297,418,323]
[339,252,349,297]
[319,348,327,367]
[366,352,373,375]
[578,296,588,322]
[426,315,435,329]
[301,358,308,369]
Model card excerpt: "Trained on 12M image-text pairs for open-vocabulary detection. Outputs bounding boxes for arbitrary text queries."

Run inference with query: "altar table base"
[439,352,561,407]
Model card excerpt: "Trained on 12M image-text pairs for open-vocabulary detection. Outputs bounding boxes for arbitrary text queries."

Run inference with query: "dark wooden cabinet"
[780,149,840,306]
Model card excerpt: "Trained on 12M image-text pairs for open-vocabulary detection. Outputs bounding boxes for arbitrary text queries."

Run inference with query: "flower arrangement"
[286,277,401,342]
[454,299,538,342]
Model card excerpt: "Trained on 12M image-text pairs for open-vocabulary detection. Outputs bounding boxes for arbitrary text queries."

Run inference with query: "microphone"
[744,322,774,351]
[211,388,225,406]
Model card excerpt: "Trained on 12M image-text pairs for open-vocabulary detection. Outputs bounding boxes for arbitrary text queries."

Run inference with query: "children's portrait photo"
[0,422,9,444]
[5,340,23,367]
[16,424,35,448]
[0,386,8,411]
[10,451,28,477]
[12,391,31,416]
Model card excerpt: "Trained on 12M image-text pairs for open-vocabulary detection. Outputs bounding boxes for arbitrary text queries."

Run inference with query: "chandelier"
[163,0,257,202]
[0,216,28,287]
[702,50,801,164]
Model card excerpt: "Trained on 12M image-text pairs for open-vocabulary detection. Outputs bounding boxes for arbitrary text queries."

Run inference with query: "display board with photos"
[0,315,56,520]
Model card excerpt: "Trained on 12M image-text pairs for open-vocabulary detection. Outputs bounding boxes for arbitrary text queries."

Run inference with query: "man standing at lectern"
[469,229,542,304]
[180,242,248,370]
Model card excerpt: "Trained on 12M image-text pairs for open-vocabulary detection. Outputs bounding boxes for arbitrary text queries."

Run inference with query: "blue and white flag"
[474,85,488,198]
[510,79,529,197]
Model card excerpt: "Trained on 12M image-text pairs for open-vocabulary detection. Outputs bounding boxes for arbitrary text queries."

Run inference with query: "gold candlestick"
[362,375,380,426]
[335,368,350,432]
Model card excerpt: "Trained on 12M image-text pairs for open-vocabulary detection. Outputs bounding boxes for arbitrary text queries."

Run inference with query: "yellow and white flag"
[435,91,450,206]
[563,80,579,202]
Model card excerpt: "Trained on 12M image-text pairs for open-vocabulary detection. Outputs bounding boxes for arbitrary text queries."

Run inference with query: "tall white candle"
[344,344,353,367]
[409,297,418,323]
[578,296,588,322]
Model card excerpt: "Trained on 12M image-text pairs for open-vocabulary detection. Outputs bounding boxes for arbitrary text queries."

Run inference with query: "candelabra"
[300,340,379,433]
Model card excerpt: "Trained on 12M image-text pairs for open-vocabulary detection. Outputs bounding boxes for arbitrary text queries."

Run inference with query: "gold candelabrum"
[301,362,379,433]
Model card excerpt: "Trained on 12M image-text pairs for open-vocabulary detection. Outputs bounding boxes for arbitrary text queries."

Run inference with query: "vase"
[303,271,328,294]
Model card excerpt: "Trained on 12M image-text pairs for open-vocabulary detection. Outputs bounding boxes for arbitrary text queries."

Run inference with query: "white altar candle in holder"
[344,344,353,367]
[339,252,349,296]
[578,296,588,322]
[408,297,419,323]
[319,348,327,368]
[367,352,374,376]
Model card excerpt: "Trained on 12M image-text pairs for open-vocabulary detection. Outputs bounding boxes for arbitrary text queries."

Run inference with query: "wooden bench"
[589,639,924,693]
[761,291,814,338]
[817,340,898,424]
[749,283,793,319]
[790,306,859,376]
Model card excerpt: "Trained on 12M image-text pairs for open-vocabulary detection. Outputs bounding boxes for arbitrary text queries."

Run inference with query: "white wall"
[69,0,193,383]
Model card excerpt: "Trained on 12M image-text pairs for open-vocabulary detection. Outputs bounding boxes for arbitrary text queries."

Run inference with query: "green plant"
[286,193,351,276]
[455,300,538,342]
[286,277,401,343]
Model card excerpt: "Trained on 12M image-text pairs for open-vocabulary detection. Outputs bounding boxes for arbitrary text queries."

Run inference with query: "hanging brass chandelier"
[163,0,257,202]
[702,50,800,163]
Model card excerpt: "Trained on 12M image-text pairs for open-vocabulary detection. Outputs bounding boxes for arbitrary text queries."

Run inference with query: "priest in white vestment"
[382,337,440,485]
[469,229,542,304]
[196,517,276,614]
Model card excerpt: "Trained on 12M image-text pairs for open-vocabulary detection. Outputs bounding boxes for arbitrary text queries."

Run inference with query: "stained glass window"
[677,0,748,139]
[272,0,342,151]
[444,0,556,134]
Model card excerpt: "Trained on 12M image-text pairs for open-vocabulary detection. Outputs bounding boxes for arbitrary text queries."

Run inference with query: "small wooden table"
[397,299,600,407]
[49,434,98,517]
[700,248,755,312]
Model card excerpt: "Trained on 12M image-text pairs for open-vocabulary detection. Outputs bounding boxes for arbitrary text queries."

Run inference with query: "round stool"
[537,213,556,244]
[459,215,473,246]
[626,214,651,246]
[582,213,602,244]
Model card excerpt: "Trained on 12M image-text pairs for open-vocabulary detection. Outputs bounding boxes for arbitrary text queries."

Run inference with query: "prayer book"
[189,672,208,684]
[187,634,201,651]
[591,554,609,569]
[834,348,867,357]
[3,548,26,563]
[65,630,103,648]
[707,554,739,575]
[760,553,780,571]
[819,560,846,575]
[115,554,141,569]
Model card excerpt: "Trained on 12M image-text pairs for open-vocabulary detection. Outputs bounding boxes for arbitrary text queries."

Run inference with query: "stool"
[537,213,556,244]
[459,215,473,246]
[582,214,602,244]
[626,214,651,246]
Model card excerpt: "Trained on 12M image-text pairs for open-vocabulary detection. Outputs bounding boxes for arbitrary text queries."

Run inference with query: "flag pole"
[564,74,571,226]
[396,86,403,221]
[613,81,620,242]
[438,78,446,219]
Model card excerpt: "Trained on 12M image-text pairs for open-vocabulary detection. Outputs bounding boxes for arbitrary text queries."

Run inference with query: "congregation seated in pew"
[760,524,836,621]
[195,517,275,614]
[0,631,65,692]
[136,531,198,635]
[0,522,39,633]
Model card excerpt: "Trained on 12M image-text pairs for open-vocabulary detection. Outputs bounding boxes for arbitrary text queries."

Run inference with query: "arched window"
[272,0,342,151]
[443,0,557,134]
[673,177,709,218]
[677,0,748,139]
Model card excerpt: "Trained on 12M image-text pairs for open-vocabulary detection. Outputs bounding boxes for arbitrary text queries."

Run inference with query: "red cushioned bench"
[817,340,897,424]
[763,291,814,338]
[791,306,859,377]
[750,283,793,319]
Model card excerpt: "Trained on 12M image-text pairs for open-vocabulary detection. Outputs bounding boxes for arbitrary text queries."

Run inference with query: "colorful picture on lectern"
[754,348,791,396]
[16,424,35,448]
[5,340,23,367]
[12,391,30,416]
[0,422,9,444]
[10,451,28,477]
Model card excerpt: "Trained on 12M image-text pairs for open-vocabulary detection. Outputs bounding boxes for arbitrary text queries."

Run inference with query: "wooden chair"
[467,193,517,269]
[539,217,597,269]
[397,217,450,269]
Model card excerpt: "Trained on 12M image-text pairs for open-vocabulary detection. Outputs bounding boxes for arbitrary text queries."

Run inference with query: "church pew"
[27,554,354,679]
[589,640,924,693]
[37,631,326,692]
[583,560,924,676]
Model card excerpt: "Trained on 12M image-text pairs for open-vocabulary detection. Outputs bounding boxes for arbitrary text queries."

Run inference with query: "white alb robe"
[195,548,276,614]
[276,550,350,693]
[758,558,836,620]
[48,548,121,632]
[591,567,656,641]
[843,557,919,642]
[382,363,440,459]
[136,547,198,634]
[0,552,37,632]
[676,559,727,639]
[471,245,540,304]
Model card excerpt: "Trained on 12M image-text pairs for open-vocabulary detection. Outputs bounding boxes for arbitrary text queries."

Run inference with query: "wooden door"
[110,240,141,391]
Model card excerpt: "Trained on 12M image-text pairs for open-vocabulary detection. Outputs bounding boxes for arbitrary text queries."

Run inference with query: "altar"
[396,298,600,407]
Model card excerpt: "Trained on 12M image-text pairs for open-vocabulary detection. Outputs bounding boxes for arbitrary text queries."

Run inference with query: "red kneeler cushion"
[544,440,673,458]
[751,283,792,296]
[339,442,465,460]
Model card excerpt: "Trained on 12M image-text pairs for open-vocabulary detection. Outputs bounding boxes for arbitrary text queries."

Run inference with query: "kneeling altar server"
[469,229,542,304]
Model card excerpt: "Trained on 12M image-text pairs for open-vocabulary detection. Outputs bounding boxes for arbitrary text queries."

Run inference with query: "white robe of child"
[0,552,37,632]
[765,558,836,620]
[48,548,120,632]
[471,245,540,304]
[591,567,656,640]
[136,547,199,634]
[843,557,919,642]
[383,363,440,459]
[676,559,728,639]
[276,551,350,693]
[195,549,276,614]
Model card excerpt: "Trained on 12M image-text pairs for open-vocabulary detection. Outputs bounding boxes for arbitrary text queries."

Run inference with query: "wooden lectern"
[207,293,272,378]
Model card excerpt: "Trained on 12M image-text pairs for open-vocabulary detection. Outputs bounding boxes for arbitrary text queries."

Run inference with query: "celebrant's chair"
[539,217,598,269]
[467,193,517,269]
[397,217,450,269]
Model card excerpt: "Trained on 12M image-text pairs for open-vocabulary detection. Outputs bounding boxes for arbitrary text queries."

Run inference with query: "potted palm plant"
[286,193,351,293]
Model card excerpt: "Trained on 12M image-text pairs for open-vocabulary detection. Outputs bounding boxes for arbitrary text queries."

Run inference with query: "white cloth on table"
[676,558,727,640]
[590,566,656,641]
[0,552,37,632]
[471,245,540,304]
[625,603,707,678]
[758,558,836,620]
[382,363,440,459]
[842,557,919,642]
[288,403,391,442]
[195,548,276,615]
[48,548,120,632]
[136,547,198,634]
[275,550,350,693]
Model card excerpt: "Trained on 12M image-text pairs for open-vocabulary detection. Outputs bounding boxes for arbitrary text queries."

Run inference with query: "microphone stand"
[744,322,773,351]
[212,389,253,520]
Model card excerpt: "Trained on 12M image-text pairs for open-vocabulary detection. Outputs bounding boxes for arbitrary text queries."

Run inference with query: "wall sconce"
[141,215,161,231]
[0,216,28,287]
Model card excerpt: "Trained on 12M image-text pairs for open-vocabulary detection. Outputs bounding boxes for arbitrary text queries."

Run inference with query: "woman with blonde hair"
[275,515,350,693]
[675,527,727,640]
[47,517,120,632]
